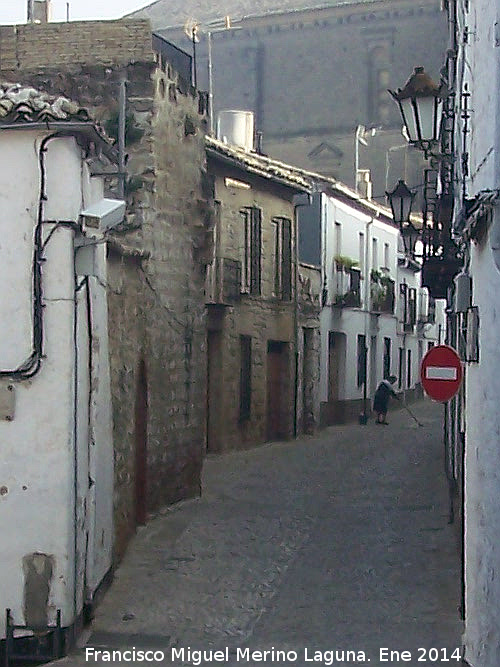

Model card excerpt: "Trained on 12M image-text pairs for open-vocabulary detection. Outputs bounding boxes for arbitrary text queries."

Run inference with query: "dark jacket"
[373,380,397,412]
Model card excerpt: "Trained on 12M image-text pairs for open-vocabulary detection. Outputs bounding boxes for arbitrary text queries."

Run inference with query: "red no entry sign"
[420,345,463,402]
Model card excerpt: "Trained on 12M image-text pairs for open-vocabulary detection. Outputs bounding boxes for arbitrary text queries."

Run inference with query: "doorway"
[328,331,346,402]
[207,330,222,452]
[267,341,287,441]
[370,335,378,397]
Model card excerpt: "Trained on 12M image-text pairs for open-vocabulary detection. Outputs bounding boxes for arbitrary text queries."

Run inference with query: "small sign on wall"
[0,382,15,421]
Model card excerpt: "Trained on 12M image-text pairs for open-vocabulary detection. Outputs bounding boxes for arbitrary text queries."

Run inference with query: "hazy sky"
[0,0,153,24]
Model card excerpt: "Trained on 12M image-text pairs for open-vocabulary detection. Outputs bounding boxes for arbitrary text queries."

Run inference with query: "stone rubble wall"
[206,164,320,451]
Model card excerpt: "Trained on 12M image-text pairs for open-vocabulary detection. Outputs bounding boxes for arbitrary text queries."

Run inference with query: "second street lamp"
[386,179,419,256]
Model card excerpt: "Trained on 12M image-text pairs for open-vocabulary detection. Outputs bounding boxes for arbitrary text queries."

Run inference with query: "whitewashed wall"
[320,195,401,404]
[455,0,500,663]
[319,194,444,409]
[0,130,114,638]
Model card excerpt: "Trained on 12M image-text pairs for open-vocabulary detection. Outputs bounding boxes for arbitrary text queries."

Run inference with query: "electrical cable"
[0,134,59,379]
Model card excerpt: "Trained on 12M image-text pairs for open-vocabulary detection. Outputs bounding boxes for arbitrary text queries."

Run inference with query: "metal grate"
[4,609,63,667]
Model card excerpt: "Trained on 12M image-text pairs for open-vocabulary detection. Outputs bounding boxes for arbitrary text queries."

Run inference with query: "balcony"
[370,270,395,314]
[332,258,362,309]
[205,257,242,305]
[333,289,361,308]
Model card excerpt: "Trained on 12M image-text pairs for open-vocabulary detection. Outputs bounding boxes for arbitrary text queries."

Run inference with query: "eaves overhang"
[206,144,313,193]
[206,135,398,224]
[0,120,118,163]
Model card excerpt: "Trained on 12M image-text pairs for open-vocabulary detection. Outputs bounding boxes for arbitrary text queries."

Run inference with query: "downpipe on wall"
[292,192,312,438]
[0,133,58,380]
[359,215,376,424]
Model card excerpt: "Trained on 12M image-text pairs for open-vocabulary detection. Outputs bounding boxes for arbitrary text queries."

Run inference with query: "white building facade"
[318,188,445,425]
[0,85,123,658]
[445,0,500,664]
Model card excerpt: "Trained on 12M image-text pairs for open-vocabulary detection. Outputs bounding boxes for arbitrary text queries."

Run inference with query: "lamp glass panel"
[402,225,416,254]
[401,98,419,142]
[416,97,436,142]
[402,195,413,223]
[435,98,444,141]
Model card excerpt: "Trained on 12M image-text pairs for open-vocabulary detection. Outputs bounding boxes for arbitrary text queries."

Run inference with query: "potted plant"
[334,255,359,272]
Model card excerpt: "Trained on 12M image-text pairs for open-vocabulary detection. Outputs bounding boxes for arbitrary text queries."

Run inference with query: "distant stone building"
[0,19,212,558]
[205,134,321,451]
[130,0,447,206]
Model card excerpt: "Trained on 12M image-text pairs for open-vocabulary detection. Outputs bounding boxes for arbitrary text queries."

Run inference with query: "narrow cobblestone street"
[64,399,461,667]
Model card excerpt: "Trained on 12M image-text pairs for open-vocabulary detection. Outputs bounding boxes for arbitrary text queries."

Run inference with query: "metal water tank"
[217,110,255,151]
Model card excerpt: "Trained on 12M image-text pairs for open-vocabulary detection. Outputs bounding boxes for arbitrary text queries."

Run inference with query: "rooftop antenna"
[183,17,199,88]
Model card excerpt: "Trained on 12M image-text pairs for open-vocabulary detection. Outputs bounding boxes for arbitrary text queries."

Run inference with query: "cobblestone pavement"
[60,400,462,667]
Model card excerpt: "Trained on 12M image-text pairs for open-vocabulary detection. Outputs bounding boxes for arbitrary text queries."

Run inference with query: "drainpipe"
[118,73,127,199]
[360,215,376,424]
[208,31,214,135]
[292,192,312,437]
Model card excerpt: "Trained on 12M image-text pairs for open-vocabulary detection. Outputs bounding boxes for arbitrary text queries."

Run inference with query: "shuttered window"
[241,208,262,295]
[273,217,292,301]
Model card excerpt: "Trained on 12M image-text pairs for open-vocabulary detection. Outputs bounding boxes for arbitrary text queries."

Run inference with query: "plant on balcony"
[334,255,359,271]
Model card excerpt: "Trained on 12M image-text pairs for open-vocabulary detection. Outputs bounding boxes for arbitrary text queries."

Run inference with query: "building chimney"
[357,169,373,200]
[28,0,51,23]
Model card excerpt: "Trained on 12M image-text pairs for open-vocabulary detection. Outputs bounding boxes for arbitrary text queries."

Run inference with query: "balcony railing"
[370,274,395,314]
[333,289,361,308]
[332,264,362,309]
[205,257,242,305]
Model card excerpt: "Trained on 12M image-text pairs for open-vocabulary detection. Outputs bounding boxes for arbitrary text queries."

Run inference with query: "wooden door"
[207,330,222,452]
[267,341,286,441]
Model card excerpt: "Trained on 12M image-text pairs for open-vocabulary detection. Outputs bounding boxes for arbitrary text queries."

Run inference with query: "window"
[357,334,367,388]
[428,297,436,323]
[372,237,378,271]
[239,336,252,420]
[349,268,361,306]
[407,349,412,389]
[368,43,390,123]
[358,232,365,274]
[213,200,221,256]
[408,288,417,325]
[383,337,391,380]
[335,222,342,257]
[384,242,390,269]
[401,284,417,328]
[272,217,292,301]
[398,347,404,389]
[241,207,262,295]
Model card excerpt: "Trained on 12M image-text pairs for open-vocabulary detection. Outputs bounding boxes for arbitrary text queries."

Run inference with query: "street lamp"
[386,179,419,255]
[388,67,446,157]
[388,68,462,299]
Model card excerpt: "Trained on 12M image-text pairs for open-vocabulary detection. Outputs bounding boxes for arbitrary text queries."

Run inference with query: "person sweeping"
[373,375,399,424]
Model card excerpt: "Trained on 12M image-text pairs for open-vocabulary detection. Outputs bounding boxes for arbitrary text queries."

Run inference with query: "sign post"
[420,345,463,402]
